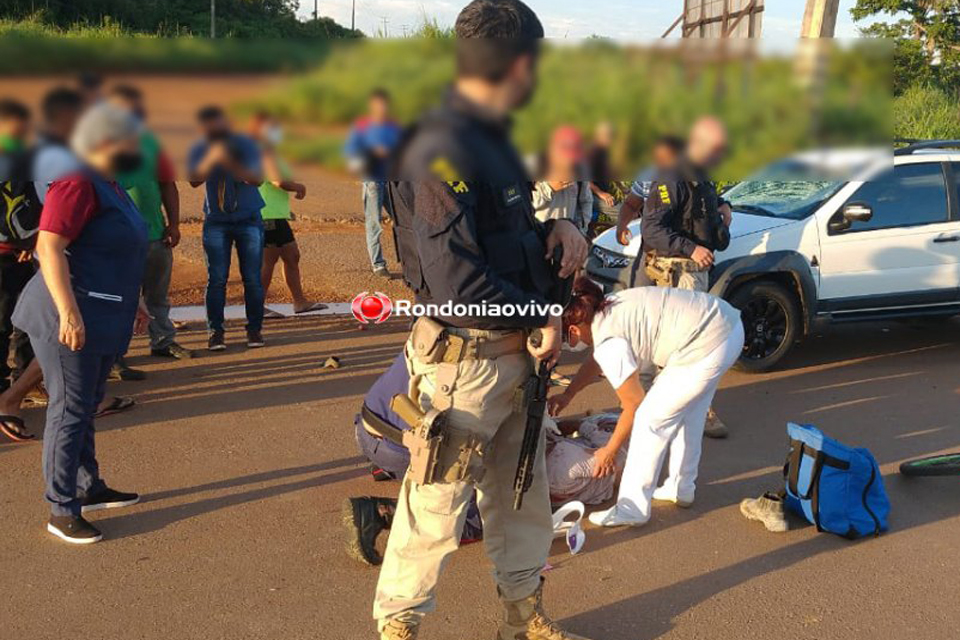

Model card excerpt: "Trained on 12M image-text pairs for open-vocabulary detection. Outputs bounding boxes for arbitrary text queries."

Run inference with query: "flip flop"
[294,302,329,315]
[94,396,136,419]
[0,415,34,442]
[22,385,48,408]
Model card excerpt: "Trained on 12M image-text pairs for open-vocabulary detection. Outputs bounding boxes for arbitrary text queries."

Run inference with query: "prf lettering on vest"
[658,184,671,205]
[430,156,469,194]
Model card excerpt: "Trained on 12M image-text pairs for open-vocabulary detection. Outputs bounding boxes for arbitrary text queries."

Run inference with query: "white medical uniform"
[591,286,745,524]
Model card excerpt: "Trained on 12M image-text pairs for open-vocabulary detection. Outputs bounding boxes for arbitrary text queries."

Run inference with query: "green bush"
[894,84,960,141]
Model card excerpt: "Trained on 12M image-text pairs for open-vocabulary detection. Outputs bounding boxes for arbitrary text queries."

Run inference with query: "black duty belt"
[360,403,405,447]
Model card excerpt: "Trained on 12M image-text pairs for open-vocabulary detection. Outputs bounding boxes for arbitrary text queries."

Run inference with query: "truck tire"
[728,280,801,373]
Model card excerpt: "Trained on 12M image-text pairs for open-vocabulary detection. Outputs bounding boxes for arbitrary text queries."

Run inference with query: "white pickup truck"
[586,143,960,372]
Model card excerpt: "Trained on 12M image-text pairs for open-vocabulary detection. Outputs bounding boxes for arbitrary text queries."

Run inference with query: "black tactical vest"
[387,104,569,307]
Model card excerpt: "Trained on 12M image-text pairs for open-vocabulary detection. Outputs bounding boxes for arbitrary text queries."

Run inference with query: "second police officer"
[640,116,734,438]
[374,1,590,639]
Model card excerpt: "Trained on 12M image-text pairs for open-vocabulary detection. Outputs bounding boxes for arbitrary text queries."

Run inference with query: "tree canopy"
[0,0,361,38]
[853,0,960,93]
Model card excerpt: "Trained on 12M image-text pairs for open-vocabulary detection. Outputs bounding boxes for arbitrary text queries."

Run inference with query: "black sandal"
[94,396,136,419]
[0,415,34,442]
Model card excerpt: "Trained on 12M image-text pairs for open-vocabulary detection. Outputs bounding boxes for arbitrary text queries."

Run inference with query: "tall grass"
[0,14,133,38]
[0,15,338,74]
[894,84,960,141]
[246,40,891,179]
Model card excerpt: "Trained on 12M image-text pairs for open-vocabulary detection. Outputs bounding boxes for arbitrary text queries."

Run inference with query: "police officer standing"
[641,116,734,438]
[374,2,590,639]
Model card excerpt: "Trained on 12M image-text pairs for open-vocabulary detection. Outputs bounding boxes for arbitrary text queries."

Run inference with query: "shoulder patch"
[430,156,469,194]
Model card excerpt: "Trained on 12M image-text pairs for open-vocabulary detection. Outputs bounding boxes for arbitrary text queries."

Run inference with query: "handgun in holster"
[390,393,446,486]
[645,252,701,288]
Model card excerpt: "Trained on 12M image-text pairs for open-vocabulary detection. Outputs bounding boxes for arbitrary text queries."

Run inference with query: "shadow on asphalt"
[95,457,368,540]
[11,316,409,437]
[766,317,959,372]
[558,320,960,639]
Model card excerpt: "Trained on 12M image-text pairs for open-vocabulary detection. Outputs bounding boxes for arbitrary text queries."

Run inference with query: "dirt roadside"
[3,74,398,304]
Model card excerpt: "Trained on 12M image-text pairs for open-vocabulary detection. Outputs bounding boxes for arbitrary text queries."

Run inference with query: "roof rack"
[894,139,960,156]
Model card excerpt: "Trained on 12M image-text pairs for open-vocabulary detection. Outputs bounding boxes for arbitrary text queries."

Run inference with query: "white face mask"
[562,340,589,353]
[265,125,284,146]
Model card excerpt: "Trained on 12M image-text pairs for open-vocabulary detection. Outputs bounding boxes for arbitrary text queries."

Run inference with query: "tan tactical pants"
[648,255,709,292]
[373,328,552,629]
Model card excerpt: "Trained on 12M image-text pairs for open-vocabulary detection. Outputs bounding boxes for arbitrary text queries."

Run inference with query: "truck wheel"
[728,281,801,373]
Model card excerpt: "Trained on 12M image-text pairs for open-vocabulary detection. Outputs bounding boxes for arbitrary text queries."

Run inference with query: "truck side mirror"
[829,202,873,233]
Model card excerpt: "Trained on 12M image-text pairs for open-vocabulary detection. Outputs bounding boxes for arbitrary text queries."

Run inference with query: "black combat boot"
[342,497,396,566]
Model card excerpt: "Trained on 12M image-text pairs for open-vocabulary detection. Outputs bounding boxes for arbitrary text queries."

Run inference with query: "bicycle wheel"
[900,453,960,477]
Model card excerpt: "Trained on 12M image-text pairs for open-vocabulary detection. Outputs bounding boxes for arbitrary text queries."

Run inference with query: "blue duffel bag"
[783,423,890,539]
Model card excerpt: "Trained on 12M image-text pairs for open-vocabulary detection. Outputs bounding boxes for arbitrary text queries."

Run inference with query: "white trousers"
[615,323,745,523]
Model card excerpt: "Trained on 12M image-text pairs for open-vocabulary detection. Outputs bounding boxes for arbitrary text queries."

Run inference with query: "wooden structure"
[663,0,765,38]
[801,0,841,38]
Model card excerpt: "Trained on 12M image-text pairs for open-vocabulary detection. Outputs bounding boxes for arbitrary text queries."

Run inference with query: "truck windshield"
[723,159,847,220]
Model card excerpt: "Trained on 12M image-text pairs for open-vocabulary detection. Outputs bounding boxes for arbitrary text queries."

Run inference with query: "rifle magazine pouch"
[436,428,487,484]
[410,316,447,363]
[513,376,536,414]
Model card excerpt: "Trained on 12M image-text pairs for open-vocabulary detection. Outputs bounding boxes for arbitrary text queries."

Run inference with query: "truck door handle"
[933,235,960,243]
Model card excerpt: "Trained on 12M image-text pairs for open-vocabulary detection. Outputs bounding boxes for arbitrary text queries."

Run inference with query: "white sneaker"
[652,486,694,508]
[588,506,646,528]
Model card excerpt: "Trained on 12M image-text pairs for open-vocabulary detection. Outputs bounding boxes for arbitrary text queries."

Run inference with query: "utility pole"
[351,0,356,31]
[210,0,216,38]
[313,0,318,21]
[801,0,840,38]
[380,16,389,38]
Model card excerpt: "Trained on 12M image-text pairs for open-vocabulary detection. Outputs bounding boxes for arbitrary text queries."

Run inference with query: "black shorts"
[263,219,295,248]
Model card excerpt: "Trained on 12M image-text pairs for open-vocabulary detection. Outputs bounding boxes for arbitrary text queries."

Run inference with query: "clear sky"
[297,0,866,40]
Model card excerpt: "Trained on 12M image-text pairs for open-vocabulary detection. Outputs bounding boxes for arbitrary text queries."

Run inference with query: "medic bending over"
[548,278,744,527]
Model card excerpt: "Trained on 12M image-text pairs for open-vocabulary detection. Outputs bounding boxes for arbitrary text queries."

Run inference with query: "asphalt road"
[2,315,959,640]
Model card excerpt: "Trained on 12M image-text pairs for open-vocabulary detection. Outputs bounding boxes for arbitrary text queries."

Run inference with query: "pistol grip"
[391,393,424,429]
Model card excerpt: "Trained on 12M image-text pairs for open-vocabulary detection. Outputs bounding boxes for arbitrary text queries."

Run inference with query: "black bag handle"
[786,440,826,501]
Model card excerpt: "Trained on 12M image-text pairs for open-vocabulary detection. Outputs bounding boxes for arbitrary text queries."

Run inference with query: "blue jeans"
[362,181,387,270]
[32,339,112,517]
[202,219,265,333]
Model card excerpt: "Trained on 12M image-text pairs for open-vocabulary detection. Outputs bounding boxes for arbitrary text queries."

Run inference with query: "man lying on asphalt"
[342,352,627,566]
